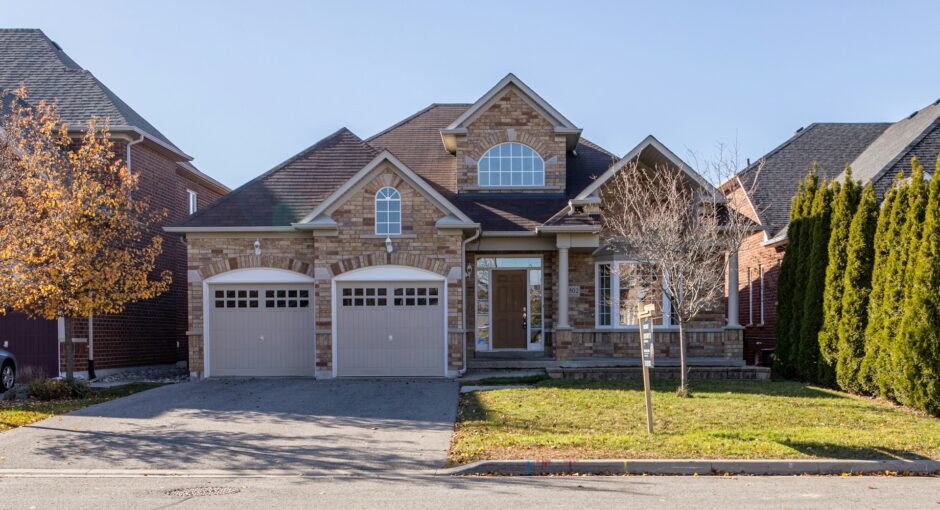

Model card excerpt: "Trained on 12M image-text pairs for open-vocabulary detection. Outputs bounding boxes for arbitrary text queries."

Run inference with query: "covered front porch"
[464,235,745,367]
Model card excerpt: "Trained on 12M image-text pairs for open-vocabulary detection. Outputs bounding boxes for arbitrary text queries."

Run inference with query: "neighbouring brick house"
[723,99,940,365]
[169,74,746,378]
[0,29,228,377]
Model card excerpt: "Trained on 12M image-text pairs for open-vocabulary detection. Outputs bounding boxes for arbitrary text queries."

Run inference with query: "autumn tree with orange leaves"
[0,88,171,380]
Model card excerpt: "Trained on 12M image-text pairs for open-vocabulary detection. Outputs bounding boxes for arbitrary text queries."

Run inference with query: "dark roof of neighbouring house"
[735,122,891,239]
[0,29,180,153]
[849,100,940,197]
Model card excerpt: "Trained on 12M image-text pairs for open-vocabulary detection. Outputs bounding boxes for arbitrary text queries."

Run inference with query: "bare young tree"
[601,146,760,396]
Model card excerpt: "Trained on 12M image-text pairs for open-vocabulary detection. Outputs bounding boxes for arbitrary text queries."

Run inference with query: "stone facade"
[184,165,465,377]
[455,88,568,194]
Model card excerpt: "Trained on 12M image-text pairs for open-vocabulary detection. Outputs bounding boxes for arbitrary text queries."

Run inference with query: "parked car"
[0,348,16,392]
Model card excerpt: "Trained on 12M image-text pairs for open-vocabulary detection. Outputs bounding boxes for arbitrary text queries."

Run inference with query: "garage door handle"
[259,335,265,342]
[388,334,394,342]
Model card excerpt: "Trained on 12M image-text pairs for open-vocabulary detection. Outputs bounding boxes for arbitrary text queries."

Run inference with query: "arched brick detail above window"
[329,251,450,279]
[199,254,316,280]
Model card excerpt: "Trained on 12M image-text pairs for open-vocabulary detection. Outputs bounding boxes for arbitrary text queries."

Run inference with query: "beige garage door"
[208,283,316,377]
[336,282,445,377]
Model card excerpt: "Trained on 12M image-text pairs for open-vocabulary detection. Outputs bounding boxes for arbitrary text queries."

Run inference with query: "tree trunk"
[64,316,74,381]
[678,320,689,396]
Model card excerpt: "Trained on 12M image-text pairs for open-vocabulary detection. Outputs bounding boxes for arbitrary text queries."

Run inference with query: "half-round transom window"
[478,142,545,187]
[375,187,401,235]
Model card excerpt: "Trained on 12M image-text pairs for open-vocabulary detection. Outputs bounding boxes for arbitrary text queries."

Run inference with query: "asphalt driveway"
[0,378,458,472]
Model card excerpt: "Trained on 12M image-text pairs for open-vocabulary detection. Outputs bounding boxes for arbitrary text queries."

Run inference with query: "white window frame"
[595,261,674,329]
[758,264,765,326]
[747,267,754,326]
[374,186,401,236]
[477,142,545,188]
[187,189,198,214]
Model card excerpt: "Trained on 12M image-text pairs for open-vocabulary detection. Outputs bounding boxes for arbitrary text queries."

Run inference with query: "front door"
[492,270,527,349]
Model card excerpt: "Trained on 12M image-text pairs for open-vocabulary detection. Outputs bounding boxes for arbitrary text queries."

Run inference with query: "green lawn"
[450,380,940,465]
[0,383,161,433]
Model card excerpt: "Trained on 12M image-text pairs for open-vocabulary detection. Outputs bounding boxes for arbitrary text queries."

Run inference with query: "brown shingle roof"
[178,128,377,227]
[178,104,619,231]
[369,103,617,230]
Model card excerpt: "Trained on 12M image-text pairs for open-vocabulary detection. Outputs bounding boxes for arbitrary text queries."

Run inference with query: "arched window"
[478,142,545,187]
[375,187,401,235]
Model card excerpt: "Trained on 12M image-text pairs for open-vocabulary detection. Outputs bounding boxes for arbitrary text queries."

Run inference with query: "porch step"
[547,365,771,382]
[468,357,556,370]
[468,356,747,371]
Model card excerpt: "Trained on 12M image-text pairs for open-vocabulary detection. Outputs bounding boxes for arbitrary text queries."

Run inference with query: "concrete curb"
[438,459,940,476]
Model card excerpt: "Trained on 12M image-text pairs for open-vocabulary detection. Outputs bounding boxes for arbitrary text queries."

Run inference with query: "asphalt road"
[1,474,937,509]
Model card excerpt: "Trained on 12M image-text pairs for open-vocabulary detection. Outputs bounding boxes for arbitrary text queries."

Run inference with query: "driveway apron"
[0,379,459,472]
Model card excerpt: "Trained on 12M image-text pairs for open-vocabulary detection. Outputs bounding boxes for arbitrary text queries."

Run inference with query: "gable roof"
[0,29,183,156]
[575,135,714,200]
[440,73,582,153]
[170,128,378,229]
[295,150,475,228]
[369,103,617,231]
[735,122,890,239]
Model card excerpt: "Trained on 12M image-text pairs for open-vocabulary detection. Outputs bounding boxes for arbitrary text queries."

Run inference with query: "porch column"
[726,249,741,328]
[557,246,570,329]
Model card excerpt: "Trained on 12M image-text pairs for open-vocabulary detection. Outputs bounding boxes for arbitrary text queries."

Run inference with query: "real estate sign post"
[639,303,657,434]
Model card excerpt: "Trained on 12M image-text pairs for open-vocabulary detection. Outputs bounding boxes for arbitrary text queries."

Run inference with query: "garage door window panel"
[214,289,259,309]
[265,289,310,309]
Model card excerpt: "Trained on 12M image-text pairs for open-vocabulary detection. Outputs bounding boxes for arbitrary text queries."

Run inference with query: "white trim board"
[575,135,717,200]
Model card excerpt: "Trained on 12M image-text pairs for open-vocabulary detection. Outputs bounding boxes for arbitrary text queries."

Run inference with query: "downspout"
[86,134,144,379]
[460,226,481,376]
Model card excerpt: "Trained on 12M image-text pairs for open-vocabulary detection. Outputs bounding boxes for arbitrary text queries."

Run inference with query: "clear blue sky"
[6,0,939,188]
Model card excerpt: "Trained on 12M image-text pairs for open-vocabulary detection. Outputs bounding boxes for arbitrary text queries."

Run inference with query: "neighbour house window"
[187,189,198,214]
[478,142,545,187]
[595,262,672,328]
[759,265,765,325]
[375,187,401,235]
[747,267,754,326]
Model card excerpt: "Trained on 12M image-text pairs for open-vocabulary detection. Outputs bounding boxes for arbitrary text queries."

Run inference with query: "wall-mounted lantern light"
[254,239,262,256]
[385,236,393,254]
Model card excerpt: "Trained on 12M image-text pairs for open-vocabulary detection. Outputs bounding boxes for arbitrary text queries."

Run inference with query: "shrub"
[28,378,91,401]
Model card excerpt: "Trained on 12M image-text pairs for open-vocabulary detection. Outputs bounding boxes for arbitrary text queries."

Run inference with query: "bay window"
[595,261,673,328]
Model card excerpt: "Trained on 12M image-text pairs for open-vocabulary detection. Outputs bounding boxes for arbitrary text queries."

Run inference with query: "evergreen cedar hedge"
[774,157,940,416]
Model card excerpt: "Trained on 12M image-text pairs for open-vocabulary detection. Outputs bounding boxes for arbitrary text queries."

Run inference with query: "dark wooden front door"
[492,270,528,349]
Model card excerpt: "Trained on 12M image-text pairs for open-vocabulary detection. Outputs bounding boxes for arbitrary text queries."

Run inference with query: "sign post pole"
[639,303,657,435]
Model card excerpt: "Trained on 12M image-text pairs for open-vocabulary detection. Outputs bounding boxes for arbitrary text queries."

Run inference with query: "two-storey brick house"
[723,99,940,365]
[0,29,228,377]
[170,74,744,378]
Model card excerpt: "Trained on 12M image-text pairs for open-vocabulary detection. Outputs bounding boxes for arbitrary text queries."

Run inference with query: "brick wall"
[455,88,567,194]
[61,140,225,374]
[737,231,784,366]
